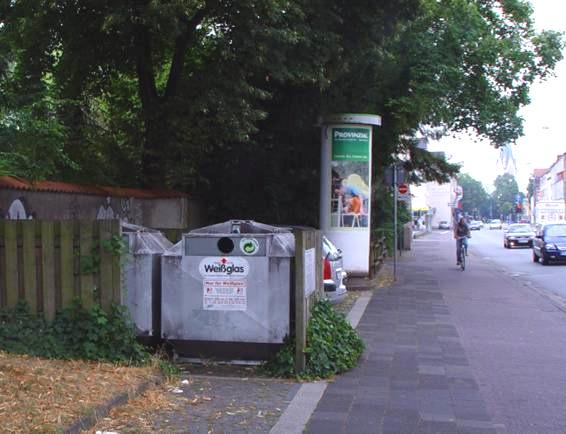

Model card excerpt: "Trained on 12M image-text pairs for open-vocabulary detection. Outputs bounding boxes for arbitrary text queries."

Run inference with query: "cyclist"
[454,216,471,266]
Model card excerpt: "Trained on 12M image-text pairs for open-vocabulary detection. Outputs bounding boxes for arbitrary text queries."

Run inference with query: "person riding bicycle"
[454,216,471,266]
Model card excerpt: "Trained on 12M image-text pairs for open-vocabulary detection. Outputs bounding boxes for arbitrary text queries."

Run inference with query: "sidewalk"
[304,243,498,434]
[87,230,566,433]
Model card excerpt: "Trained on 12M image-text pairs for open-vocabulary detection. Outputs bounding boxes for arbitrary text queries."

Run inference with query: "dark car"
[532,223,566,265]
[503,223,535,248]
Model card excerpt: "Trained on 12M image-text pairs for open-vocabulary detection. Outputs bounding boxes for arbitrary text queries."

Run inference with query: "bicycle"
[457,236,469,271]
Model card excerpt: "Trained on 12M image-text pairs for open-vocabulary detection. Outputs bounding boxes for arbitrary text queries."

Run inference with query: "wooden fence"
[293,228,324,372]
[369,235,387,278]
[0,220,122,320]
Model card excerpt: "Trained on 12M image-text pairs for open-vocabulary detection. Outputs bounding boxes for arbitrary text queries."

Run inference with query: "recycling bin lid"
[185,220,295,257]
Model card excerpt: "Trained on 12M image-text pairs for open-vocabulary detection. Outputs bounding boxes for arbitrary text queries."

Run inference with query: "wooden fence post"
[99,220,114,311]
[294,229,307,373]
[4,221,18,309]
[79,220,94,309]
[60,221,75,307]
[22,220,37,313]
[41,221,56,321]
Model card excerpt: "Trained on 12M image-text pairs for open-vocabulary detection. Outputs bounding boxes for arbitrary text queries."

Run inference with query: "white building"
[532,154,566,223]
[411,178,459,230]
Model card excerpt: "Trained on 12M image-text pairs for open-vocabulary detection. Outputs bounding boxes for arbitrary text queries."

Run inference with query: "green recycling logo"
[240,238,259,255]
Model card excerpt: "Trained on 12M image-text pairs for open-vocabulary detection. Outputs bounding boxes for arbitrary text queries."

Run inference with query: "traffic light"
[515,203,523,214]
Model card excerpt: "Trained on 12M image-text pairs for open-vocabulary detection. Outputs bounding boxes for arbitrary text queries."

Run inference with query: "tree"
[492,173,521,219]
[458,173,490,218]
[0,1,563,226]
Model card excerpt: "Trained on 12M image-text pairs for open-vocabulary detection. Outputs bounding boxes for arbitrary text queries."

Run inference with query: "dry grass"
[0,351,157,433]
[86,384,184,433]
[0,267,395,433]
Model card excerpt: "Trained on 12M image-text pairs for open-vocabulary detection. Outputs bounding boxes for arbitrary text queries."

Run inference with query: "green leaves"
[458,173,491,218]
[0,300,149,364]
[262,299,365,379]
[492,172,521,218]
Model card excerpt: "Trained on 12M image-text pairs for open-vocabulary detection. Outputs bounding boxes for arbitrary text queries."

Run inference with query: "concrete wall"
[0,189,203,229]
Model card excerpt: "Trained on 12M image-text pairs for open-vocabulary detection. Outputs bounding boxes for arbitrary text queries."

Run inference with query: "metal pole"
[393,165,398,280]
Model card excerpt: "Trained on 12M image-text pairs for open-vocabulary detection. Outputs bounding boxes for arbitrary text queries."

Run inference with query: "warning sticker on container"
[203,278,247,311]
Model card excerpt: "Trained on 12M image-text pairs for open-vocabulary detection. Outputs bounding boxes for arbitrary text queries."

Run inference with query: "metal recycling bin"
[161,220,294,359]
[122,223,172,338]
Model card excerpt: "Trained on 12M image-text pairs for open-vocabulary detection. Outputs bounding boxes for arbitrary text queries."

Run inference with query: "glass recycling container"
[161,220,295,360]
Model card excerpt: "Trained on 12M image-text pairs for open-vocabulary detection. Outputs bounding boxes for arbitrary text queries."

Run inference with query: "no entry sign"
[398,183,408,195]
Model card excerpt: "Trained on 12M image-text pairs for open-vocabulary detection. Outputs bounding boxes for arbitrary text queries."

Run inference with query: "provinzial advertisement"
[330,126,371,228]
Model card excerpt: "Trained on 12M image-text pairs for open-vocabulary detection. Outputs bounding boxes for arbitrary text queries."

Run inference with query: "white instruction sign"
[304,248,316,297]
[203,278,247,311]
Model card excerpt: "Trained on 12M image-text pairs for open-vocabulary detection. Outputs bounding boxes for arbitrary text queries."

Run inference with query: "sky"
[427,0,566,193]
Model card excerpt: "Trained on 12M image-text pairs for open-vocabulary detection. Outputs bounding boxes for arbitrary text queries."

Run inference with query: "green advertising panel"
[331,127,370,161]
[330,126,371,229]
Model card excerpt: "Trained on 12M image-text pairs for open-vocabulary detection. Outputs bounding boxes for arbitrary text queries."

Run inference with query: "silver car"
[503,223,535,248]
[322,236,348,304]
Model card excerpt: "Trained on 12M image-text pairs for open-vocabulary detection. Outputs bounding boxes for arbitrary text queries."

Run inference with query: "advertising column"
[320,114,381,275]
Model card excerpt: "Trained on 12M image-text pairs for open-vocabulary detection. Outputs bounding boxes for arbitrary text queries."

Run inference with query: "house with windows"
[530,154,566,224]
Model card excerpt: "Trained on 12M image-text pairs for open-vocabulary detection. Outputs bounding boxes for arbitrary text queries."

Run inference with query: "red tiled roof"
[0,176,189,199]
[533,169,548,178]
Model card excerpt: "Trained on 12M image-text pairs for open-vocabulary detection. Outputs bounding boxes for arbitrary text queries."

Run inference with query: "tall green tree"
[0,0,563,226]
[492,173,521,219]
[458,173,490,218]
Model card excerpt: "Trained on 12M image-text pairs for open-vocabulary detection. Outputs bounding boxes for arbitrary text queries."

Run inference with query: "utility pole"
[393,166,398,281]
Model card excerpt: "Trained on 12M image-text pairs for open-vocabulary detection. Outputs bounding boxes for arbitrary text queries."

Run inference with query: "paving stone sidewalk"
[305,254,498,434]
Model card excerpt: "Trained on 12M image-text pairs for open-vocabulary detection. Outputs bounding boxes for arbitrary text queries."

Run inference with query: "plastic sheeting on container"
[122,223,172,336]
[161,220,295,350]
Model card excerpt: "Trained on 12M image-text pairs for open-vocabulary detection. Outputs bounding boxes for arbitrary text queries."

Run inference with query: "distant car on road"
[488,219,502,230]
[503,223,535,248]
[438,221,451,230]
[532,223,566,265]
[469,220,482,230]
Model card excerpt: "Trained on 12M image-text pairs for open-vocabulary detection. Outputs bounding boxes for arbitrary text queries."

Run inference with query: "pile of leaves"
[0,350,158,432]
[264,299,365,379]
[0,300,149,364]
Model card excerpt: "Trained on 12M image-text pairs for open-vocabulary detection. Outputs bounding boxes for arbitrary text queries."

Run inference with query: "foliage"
[0,1,562,225]
[79,234,128,275]
[263,299,364,379]
[492,173,521,219]
[261,335,296,378]
[155,356,181,380]
[0,300,149,364]
[303,299,365,378]
[458,173,490,218]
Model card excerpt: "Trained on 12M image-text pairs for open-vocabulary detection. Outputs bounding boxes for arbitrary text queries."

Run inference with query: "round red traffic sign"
[398,183,408,194]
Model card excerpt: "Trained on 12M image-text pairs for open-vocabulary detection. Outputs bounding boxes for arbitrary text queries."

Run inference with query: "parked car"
[503,223,535,248]
[532,223,566,265]
[488,219,502,230]
[469,220,482,230]
[438,221,451,230]
[322,236,348,303]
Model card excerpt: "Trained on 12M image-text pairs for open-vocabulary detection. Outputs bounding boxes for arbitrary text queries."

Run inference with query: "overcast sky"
[428,0,566,193]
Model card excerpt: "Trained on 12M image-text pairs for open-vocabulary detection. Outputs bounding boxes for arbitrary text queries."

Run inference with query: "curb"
[269,289,374,434]
[64,375,164,434]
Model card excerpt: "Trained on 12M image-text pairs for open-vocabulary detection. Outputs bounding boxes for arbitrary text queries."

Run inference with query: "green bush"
[0,300,149,364]
[263,299,364,379]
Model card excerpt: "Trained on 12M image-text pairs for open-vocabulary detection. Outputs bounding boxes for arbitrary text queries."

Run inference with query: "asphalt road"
[459,227,566,302]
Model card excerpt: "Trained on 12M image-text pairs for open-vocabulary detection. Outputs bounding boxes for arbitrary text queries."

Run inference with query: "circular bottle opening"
[217,237,235,254]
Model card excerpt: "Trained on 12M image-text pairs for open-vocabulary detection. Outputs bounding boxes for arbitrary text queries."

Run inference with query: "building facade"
[531,154,566,224]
